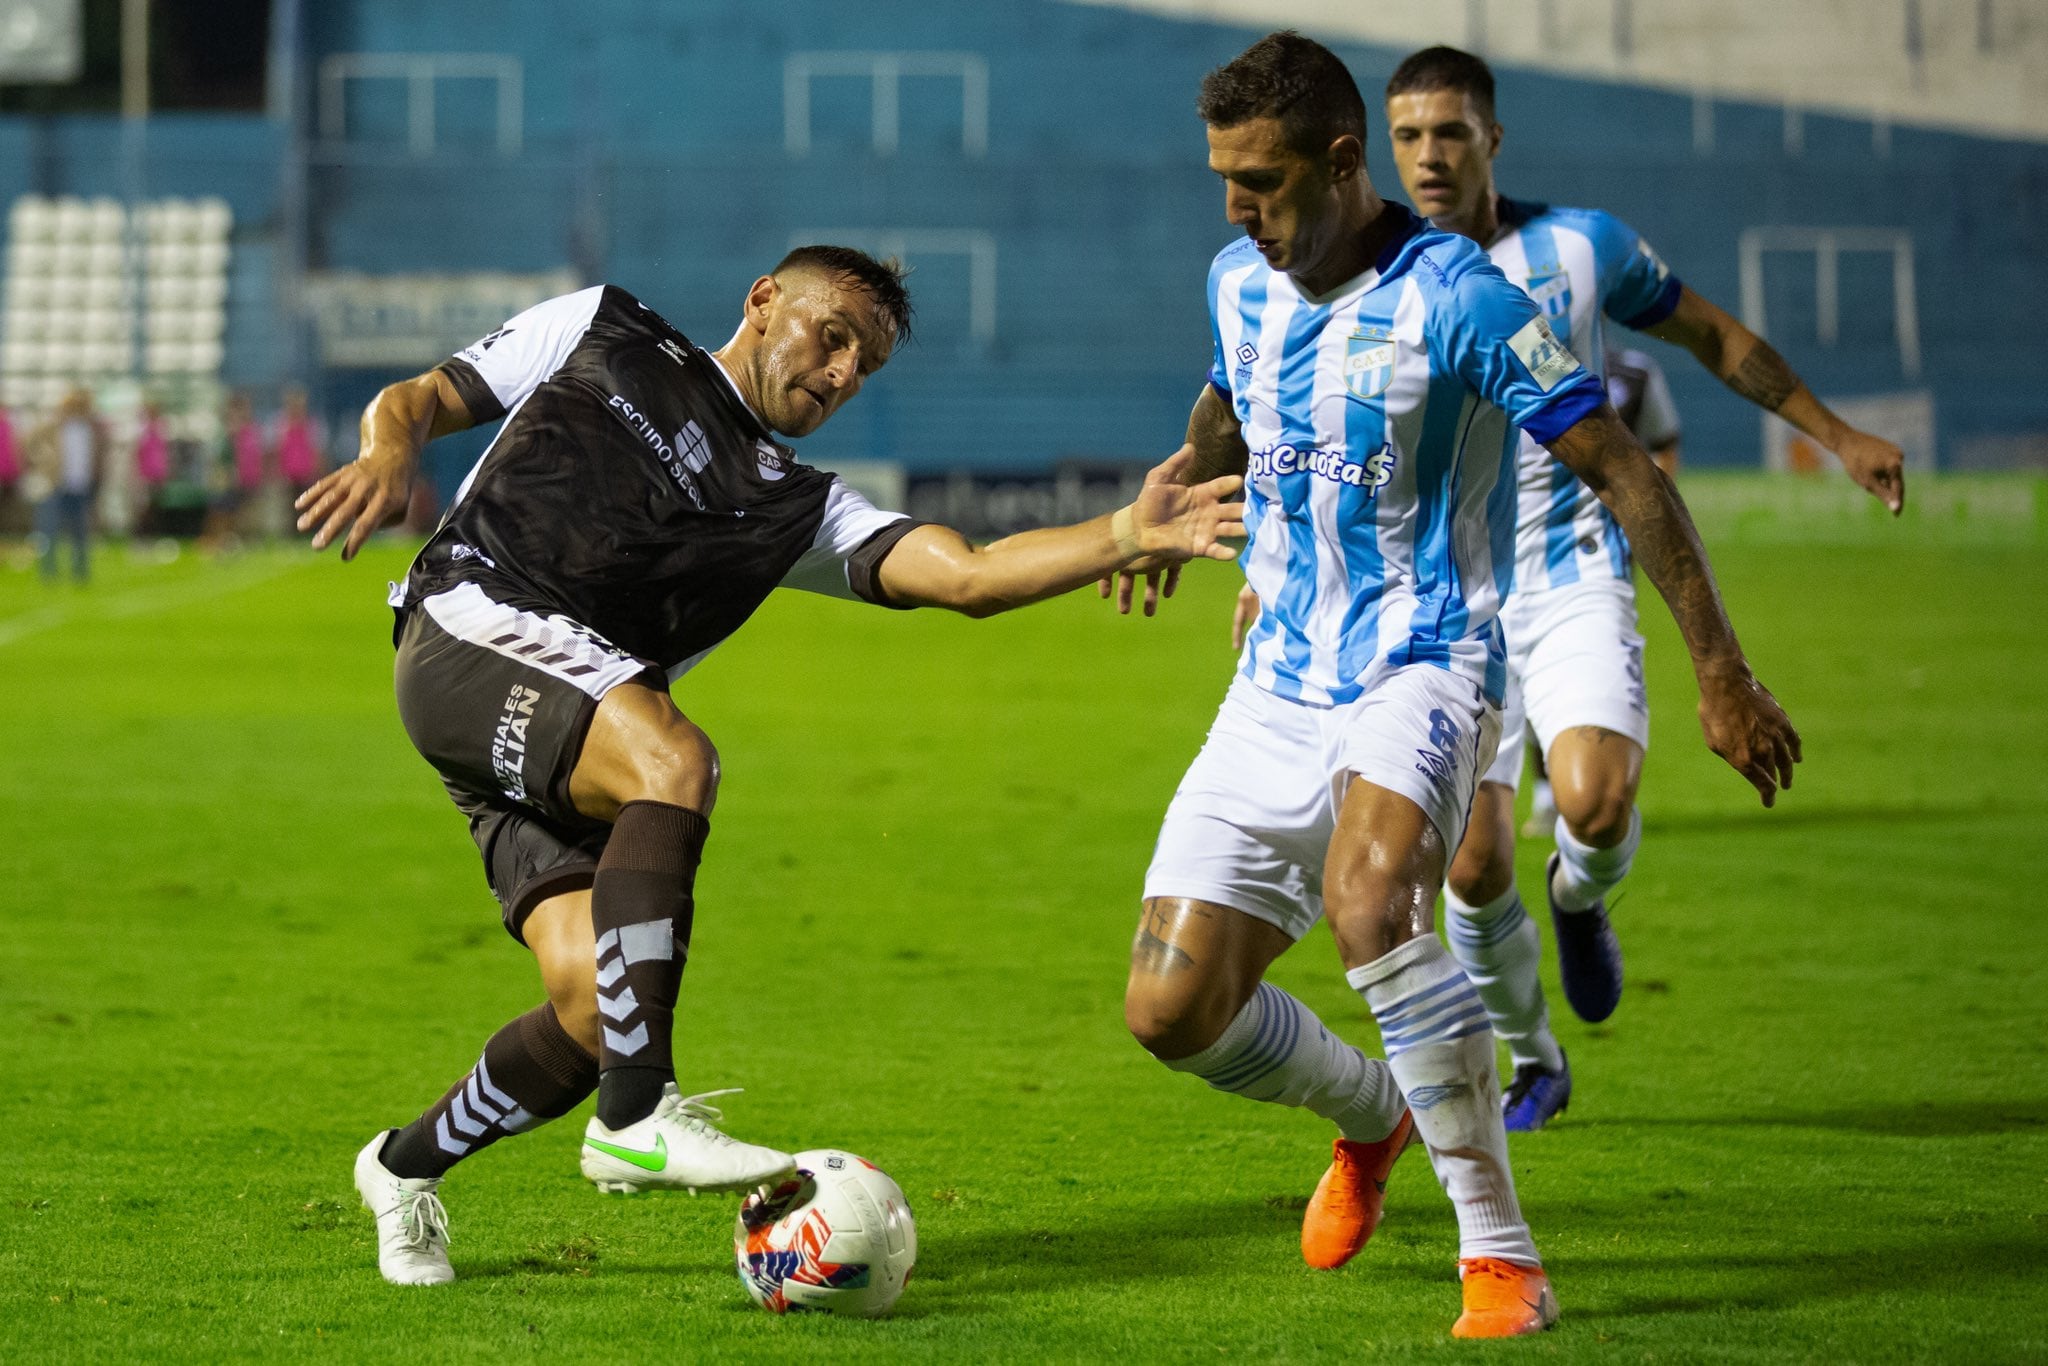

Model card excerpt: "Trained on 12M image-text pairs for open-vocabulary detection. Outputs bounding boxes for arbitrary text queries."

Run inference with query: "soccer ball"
[733,1149,916,1318]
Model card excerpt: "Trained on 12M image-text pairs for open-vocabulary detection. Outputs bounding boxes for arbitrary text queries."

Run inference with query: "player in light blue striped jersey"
[1120,32,1800,1339]
[1376,47,1906,1134]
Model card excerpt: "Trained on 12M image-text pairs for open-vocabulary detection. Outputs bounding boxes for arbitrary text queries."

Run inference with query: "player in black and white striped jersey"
[297,246,1245,1286]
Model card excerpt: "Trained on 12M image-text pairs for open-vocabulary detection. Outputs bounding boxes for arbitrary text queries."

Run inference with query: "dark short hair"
[1197,30,1366,158]
[773,244,915,345]
[1385,46,1497,123]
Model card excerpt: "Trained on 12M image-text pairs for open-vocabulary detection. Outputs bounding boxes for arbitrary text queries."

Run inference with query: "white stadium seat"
[83,275,128,308]
[4,191,233,388]
[9,196,56,243]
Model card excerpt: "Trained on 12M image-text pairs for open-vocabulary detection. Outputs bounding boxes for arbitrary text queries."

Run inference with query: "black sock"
[381,1002,598,1180]
[591,800,708,1128]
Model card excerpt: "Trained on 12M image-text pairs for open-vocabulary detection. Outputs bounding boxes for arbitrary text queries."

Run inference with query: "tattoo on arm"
[1549,409,1743,673]
[1183,387,1249,484]
[1728,338,1798,412]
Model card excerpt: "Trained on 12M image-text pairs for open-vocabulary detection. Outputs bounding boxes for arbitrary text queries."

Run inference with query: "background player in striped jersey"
[297,248,1245,1287]
[1520,344,1682,834]
[1118,32,1799,1339]
[1371,47,1905,1130]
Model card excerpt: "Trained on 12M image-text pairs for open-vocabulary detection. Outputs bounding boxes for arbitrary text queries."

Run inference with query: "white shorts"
[1484,578,1650,789]
[1144,666,1502,942]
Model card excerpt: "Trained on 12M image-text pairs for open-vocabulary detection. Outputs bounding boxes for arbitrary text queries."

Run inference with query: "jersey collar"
[1493,195,1549,238]
[1288,204,1431,306]
[705,351,772,438]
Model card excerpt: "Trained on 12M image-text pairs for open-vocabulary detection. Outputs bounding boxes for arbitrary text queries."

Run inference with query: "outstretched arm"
[1546,404,1802,806]
[880,447,1244,617]
[295,368,477,559]
[1646,286,1904,514]
[1102,385,1252,614]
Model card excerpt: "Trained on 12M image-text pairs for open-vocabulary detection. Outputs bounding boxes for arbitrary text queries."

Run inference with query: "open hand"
[1833,426,1905,516]
[1131,444,1245,563]
[1098,445,1245,616]
[1697,667,1802,807]
[295,450,413,560]
[1098,561,1181,616]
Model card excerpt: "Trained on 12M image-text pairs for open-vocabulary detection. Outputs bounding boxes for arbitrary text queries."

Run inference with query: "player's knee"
[628,717,721,812]
[1557,781,1635,848]
[1447,836,1514,907]
[534,940,602,1053]
[1124,979,1226,1062]
[546,977,602,1056]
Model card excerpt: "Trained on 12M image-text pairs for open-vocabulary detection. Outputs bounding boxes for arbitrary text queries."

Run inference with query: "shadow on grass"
[452,1198,1326,1320]
[1642,798,2039,836]
[1566,1098,2048,1139]
[1560,1234,2046,1321]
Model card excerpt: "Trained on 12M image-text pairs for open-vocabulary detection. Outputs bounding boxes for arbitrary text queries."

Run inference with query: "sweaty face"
[1385,89,1498,227]
[750,273,895,438]
[1206,117,1348,281]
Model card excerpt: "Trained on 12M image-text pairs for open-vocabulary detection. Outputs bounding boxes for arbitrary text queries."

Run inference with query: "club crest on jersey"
[1342,327,1395,402]
[1524,268,1572,324]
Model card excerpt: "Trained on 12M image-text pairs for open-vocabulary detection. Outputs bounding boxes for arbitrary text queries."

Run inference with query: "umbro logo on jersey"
[476,327,512,351]
[1236,343,1258,364]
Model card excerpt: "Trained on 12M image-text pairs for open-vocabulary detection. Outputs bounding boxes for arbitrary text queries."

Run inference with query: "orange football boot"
[1451,1257,1560,1339]
[1300,1109,1416,1269]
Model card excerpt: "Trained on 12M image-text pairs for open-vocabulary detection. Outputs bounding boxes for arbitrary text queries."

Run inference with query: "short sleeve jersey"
[1483,199,1683,592]
[395,285,919,680]
[1207,206,1606,708]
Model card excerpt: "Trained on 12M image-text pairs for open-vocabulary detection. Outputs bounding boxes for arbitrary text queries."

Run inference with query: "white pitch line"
[0,557,313,649]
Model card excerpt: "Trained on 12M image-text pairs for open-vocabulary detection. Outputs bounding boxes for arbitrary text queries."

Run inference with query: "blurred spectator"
[1604,345,1683,479]
[230,392,267,500]
[26,388,107,583]
[134,400,171,535]
[202,392,266,551]
[275,384,326,496]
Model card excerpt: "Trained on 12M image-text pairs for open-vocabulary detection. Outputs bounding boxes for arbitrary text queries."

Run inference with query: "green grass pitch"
[0,499,2043,1362]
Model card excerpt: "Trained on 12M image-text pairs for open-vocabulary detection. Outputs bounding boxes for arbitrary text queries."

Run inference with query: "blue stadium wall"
[1,0,2041,474]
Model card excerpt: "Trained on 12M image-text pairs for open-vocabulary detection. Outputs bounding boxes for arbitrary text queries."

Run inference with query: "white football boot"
[354,1132,455,1286]
[581,1085,796,1195]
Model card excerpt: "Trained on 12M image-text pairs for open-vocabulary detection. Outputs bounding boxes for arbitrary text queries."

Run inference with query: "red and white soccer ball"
[734,1149,917,1318]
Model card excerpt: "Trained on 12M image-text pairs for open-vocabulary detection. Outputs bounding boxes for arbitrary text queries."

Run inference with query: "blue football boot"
[1502,1052,1572,1132]
[1546,852,1624,1022]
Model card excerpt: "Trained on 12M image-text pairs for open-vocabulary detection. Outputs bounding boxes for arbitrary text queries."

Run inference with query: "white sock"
[1551,806,1642,913]
[1444,886,1564,1073]
[1348,936,1539,1266]
[1163,981,1405,1142]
